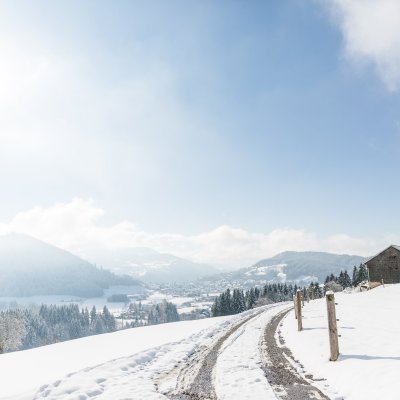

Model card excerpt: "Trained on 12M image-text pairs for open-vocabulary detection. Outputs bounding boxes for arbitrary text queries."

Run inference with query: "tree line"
[0,304,116,354]
[120,300,180,327]
[0,299,181,354]
[212,284,305,317]
[212,264,369,317]
[324,263,368,289]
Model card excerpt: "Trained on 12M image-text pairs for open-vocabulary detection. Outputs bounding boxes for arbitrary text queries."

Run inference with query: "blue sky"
[1,0,400,266]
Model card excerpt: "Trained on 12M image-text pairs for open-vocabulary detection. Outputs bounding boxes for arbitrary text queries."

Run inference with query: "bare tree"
[0,314,26,353]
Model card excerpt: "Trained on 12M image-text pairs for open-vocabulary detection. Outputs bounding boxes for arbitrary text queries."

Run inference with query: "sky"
[1,0,400,268]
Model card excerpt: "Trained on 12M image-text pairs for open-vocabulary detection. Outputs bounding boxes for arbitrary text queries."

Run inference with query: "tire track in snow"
[167,304,286,400]
[214,304,291,400]
[261,309,330,400]
[167,308,268,400]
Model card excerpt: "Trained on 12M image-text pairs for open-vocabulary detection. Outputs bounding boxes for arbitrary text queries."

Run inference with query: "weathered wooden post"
[296,289,302,331]
[326,290,339,361]
[293,295,298,319]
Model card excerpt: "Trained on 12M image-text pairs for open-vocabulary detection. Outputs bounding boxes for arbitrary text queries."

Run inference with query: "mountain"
[203,251,365,285]
[86,247,219,283]
[0,234,142,297]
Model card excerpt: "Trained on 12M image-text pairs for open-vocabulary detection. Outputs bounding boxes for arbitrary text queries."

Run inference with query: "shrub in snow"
[325,281,343,293]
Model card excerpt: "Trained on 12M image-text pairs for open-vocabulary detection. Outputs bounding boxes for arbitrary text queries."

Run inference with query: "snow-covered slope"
[0,316,233,400]
[281,284,400,400]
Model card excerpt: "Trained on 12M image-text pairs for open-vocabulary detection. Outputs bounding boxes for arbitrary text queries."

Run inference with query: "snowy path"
[215,303,290,400]
[168,306,274,399]
[166,303,292,399]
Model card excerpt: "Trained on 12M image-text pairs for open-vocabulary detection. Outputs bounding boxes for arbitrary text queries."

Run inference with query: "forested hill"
[0,234,142,297]
[248,251,365,282]
[205,251,365,284]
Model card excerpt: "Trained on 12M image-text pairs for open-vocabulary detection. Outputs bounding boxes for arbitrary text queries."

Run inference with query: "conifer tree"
[220,292,228,315]
[357,264,368,283]
[231,289,240,314]
[338,271,345,287]
[237,289,246,312]
[246,288,256,309]
[90,306,97,324]
[211,296,221,317]
[352,265,359,286]
[343,270,352,288]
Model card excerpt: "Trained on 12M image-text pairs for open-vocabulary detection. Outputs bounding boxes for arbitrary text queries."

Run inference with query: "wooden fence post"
[296,289,302,331]
[326,290,339,361]
[293,295,298,319]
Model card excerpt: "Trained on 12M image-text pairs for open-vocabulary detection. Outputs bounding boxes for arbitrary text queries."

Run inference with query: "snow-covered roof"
[364,245,400,264]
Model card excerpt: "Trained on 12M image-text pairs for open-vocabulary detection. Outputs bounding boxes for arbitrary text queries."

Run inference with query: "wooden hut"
[365,245,400,284]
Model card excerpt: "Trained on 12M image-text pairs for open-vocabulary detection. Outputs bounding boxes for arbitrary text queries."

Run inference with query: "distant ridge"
[88,247,219,283]
[0,233,142,297]
[202,250,365,285]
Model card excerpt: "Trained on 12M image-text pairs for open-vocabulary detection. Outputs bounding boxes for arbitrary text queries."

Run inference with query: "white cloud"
[326,0,400,91]
[0,198,394,268]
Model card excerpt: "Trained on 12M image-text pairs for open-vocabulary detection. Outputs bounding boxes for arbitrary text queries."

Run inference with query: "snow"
[281,284,400,400]
[245,263,287,279]
[0,316,233,400]
[1,302,292,400]
[6,285,399,400]
[215,303,290,399]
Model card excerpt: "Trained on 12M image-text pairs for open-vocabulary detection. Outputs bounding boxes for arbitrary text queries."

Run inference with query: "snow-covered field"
[281,284,400,400]
[0,316,233,400]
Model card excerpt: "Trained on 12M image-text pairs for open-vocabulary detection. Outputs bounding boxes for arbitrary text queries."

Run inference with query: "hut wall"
[367,247,400,284]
